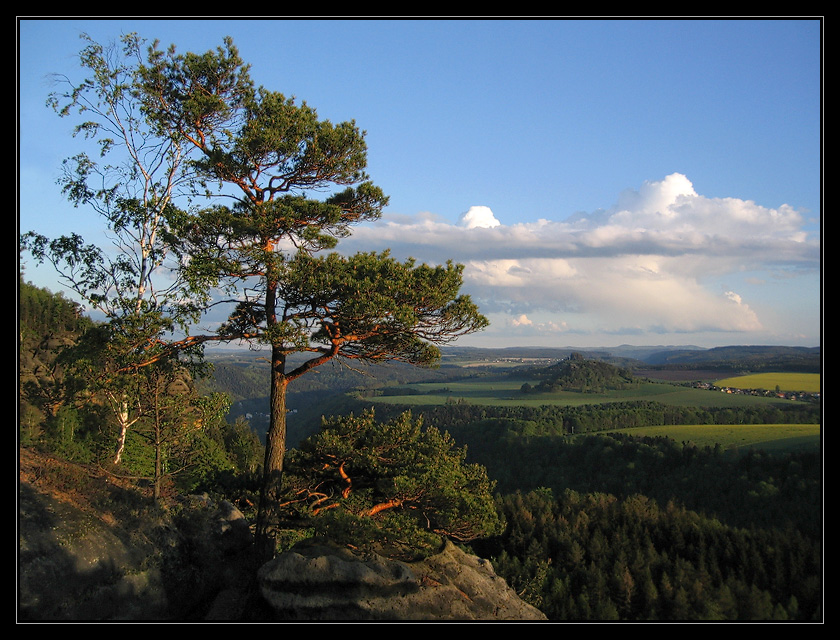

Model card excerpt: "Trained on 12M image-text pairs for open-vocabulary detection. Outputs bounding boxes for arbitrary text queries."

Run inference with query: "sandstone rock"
[258,537,547,621]
[19,471,255,621]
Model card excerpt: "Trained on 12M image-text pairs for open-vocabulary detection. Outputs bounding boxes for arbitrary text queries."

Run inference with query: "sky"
[18,18,822,350]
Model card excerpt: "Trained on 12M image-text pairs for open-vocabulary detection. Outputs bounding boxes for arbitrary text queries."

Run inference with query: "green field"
[603,423,821,452]
[713,372,820,393]
[369,376,810,409]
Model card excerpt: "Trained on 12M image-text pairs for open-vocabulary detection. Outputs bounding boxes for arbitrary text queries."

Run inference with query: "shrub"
[277,410,503,559]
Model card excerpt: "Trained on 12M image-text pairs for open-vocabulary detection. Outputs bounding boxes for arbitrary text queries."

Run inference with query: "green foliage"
[278,410,503,559]
[525,353,639,394]
[220,416,265,474]
[24,32,207,331]
[18,277,93,341]
[19,277,104,455]
[491,488,821,620]
[21,33,222,480]
[275,251,487,365]
[43,405,94,463]
[173,430,235,494]
[19,273,264,498]
[456,428,821,539]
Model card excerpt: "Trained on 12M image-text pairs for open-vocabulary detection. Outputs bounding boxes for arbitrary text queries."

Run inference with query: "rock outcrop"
[258,537,547,621]
[18,449,256,621]
[19,448,546,621]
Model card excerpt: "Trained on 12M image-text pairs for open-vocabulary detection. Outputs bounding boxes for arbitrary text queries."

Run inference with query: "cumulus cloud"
[458,205,501,229]
[507,313,571,338]
[336,174,819,343]
[511,314,533,326]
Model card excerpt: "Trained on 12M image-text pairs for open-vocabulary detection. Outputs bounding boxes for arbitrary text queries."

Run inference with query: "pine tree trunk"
[254,344,288,562]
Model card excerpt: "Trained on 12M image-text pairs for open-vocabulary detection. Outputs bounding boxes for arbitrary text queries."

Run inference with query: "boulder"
[258,537,547,621]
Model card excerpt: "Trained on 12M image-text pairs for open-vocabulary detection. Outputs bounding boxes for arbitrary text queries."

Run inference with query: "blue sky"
[18,18,822,349]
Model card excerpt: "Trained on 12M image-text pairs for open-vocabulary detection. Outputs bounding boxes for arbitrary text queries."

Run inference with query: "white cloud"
[505,313,570,337]
[724,290,743,305]
[510,314,533,326]
[458,205,501,229]
[613,172,697,222]
[336,174,819,345]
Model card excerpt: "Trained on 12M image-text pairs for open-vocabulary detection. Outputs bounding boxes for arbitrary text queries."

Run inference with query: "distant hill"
[521,352,638,394]
[641,345,821,371]
[441,344,820,372]
[439,345,703,369]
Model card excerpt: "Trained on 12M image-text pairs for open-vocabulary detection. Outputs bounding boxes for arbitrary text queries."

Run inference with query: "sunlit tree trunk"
[255,343,289,561]
[109,394,139,465]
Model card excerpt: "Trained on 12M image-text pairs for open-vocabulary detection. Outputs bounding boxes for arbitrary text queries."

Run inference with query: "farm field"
[603,423,821,452]
[713,372,820,393]
[368,376,812,409]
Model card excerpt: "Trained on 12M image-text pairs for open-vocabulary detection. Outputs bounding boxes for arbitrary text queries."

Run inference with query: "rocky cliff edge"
[19,448,546,621]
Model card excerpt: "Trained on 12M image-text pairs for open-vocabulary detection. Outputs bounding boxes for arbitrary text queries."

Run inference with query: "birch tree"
[21,33,207,464]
